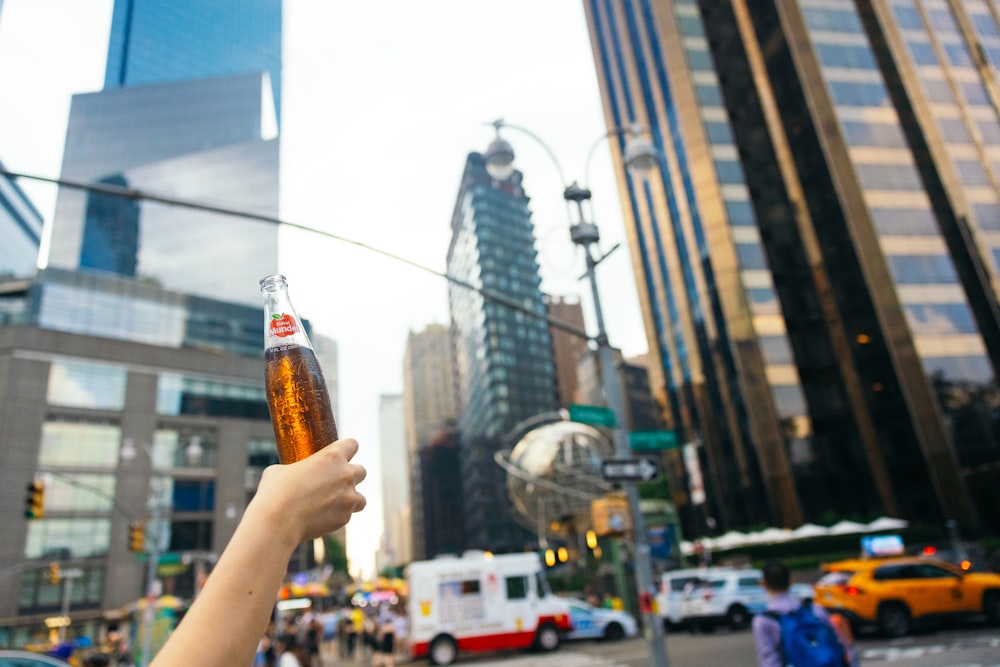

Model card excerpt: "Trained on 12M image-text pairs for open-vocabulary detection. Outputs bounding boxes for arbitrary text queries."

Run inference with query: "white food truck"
[406,551,573,665]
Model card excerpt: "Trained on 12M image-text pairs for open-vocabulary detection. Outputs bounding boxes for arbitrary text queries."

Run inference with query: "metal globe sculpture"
[495,420,615,539]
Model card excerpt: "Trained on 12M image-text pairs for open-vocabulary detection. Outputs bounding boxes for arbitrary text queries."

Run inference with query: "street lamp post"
[484,119,669,667]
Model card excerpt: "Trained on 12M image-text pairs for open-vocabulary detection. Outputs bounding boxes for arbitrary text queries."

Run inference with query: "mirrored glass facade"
[584,0,1000,535]
[49,75,280,307]
[104,0,282,122]
[0,162,43,278]
[447,153,557,553]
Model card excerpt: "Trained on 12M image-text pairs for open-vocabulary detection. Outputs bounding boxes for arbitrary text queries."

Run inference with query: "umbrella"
[713,530,749,549]
[866,516,909,532]
[790,523,829,539]
[829,520,868,535]
[750,527,794,544]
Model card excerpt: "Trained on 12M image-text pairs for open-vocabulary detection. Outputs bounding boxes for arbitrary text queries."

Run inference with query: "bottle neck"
[262,285,312,351]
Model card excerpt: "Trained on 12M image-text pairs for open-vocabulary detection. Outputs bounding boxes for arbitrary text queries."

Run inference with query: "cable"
[0,168,594,342]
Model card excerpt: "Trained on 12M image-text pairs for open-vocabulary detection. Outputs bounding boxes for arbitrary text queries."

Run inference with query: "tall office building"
[376,394,410,570]
[545,295,588,407]
[0,269,276,645]
[0,162,43,278]
[47,0,282,306]
[402,324,457,560]
[447,153,558,553]
[583,0,1000,534]
[104,0,282,121]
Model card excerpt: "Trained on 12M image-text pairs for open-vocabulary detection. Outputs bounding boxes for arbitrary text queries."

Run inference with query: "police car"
[564,598,638,641]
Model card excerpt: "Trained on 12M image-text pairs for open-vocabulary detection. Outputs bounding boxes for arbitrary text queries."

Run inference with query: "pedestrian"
[145,438,366,667]
[303,616,322,667]
[373,604,397,667]
[276,633,308,667]
[752,558,856,667]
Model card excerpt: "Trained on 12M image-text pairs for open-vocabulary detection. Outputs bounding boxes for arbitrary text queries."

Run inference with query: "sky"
[0,1,649,579]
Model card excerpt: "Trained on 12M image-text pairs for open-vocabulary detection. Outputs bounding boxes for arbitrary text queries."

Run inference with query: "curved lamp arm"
[487,118,569,188]
[583,123,655,189]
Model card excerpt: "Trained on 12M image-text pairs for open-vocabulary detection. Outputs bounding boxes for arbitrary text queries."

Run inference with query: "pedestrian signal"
[128,521,146,553]
[47,562,61,585]
[24,480,45,520]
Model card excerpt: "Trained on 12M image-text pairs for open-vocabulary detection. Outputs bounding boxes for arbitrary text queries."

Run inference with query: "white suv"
[680,568,767,631]
[655,567,735,629]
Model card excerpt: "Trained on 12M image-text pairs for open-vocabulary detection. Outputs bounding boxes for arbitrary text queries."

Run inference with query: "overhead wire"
[0,167,594,342]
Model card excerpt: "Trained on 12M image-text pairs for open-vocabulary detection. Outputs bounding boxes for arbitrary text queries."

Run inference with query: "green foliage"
[324,536,348,573]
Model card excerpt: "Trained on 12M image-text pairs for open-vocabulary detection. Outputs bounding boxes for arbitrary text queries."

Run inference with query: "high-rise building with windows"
[583,0,1000,535]
[0,269,276,646]
[447,153,557,553]
[47,0,282,306]
[402,324,457,560]
[376,394,410,570]
[545,295,588,408]
[104,0,282,121]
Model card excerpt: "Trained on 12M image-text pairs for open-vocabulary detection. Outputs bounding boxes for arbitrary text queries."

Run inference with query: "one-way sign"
[601,457,661,483]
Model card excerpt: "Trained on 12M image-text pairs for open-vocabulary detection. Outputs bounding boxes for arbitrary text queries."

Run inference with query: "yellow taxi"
[814,556,1000,637]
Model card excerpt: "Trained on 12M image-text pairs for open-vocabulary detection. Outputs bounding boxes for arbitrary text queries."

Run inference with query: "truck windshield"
[536,571,552,598]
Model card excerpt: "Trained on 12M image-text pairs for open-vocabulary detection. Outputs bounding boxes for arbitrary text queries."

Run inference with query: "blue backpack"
[765,602,848,667]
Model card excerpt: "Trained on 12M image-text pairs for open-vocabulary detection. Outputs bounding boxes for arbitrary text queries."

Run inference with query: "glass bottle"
[260,274,338,464]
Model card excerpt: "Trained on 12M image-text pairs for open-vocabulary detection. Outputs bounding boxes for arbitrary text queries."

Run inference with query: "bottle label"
[269,313,301,338]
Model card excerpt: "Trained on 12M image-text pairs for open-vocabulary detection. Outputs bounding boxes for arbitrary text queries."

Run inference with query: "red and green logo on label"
[269,313,300,338]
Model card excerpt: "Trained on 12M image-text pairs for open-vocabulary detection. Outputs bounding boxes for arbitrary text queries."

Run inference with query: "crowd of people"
[254,602,408,667]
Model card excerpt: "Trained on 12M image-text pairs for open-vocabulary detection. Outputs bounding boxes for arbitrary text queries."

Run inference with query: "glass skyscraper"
[0,161,43,278]
[447,153,558,553]
[47,1,282,306]
[584,0,1000,536]
[104,0,282,121]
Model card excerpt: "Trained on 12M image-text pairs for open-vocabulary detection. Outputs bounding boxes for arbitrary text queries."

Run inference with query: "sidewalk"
[320,649,413,666]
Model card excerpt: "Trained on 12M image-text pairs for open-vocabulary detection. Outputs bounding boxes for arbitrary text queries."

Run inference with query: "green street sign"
[630,430,678,451]
[568,403,616,428]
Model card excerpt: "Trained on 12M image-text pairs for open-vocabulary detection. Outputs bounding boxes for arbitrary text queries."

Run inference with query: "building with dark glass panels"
[447,153,558,553]
[104,0,282,121]
[0,161,43,279]
[583,0,1000,536]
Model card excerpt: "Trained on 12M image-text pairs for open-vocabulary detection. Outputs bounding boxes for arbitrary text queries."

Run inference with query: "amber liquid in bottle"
[261,275,338,464]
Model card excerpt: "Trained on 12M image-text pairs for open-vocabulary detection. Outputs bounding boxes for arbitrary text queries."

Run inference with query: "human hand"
[253,438,367,543]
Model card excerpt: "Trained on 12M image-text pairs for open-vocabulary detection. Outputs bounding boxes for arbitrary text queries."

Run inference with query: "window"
[887,254,958,284]
[738,576,761,587]
[47,359,127,410]
[506,575,529,600]
[40,422,121,467]
[873,564,915,580]
[461,579,481,594]
[914,563,959,579]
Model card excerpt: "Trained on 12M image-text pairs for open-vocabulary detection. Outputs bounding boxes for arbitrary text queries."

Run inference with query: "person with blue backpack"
[752,559,858,667]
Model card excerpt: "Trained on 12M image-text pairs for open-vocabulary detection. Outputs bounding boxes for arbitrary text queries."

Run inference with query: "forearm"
[151,499,298,667]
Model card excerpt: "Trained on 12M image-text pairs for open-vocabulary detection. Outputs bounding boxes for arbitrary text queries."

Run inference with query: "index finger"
[330,438,359,461]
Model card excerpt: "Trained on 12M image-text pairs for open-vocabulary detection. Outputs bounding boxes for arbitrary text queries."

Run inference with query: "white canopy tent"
[679,516,909,555]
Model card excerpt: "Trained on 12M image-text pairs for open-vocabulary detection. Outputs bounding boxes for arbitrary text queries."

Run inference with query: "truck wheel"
[533,623,560,652]
[878,602,911,638]
[429,635,457,666]
[603,622,625,641]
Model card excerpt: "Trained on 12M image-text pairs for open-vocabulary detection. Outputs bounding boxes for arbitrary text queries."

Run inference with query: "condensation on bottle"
[259,274,338,464]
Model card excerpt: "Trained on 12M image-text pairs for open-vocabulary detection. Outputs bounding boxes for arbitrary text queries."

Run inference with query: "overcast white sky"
[0,1,649,578]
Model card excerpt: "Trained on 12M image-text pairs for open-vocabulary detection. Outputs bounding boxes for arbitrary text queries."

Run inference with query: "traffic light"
[47,562,61,585]
[128,521,146,553]
[24,480,45,520]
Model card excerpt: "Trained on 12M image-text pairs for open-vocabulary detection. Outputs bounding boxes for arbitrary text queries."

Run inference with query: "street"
[323,625,1000,667]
